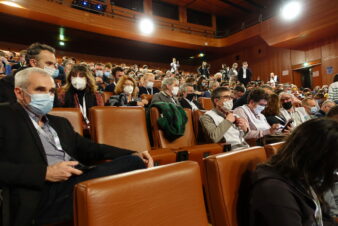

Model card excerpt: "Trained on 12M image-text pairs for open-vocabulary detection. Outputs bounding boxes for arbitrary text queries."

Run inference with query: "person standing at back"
[237,61,252,87]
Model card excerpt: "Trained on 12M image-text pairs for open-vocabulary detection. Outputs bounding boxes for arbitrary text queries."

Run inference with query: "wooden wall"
[210,35,338,86]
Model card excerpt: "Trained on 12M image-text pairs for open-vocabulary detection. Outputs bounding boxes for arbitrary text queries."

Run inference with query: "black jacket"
[250,165,336,226]
[237,67,252,85]
[179,98,203,110]
[0,103,135,226]
[138,86,160,96]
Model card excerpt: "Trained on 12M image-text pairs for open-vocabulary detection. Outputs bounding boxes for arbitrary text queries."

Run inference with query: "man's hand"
[235,117,249,132]
[226,112,236,123]
[134,151,154,168]
[46,161,83,182]
[270,124,280,134]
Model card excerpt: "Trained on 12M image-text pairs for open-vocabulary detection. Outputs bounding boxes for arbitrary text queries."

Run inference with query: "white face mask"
[172,86,179,96]
[146,81,154,89]
[71,77,87,90]
[223,100,233,111]
[254,104,265,114]
[123,85,134,95]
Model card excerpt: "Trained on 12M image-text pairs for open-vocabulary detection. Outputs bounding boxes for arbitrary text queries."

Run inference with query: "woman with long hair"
[250,118,338,225]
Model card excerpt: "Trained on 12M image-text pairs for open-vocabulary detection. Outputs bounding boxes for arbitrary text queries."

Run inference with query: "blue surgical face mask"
[95,70,103,77]
[24,90,54,116]
[310,106,318,114]
[104,71,111,77]
[254,104,265,114]
[44,66,59,78]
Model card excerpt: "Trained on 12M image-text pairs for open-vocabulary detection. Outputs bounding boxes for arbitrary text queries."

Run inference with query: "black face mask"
[217,78,222,83]
[282,101,293,110]
[186,93,196,101]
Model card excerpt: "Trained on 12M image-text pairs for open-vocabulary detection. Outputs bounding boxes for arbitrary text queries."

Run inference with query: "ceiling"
[161,0,284,35]
[0,13,210,65]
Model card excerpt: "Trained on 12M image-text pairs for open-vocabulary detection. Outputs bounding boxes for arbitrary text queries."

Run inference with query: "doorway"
[293,67,313,89]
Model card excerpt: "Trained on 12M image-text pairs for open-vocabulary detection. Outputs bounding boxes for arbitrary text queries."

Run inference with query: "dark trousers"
[35,155,145,225]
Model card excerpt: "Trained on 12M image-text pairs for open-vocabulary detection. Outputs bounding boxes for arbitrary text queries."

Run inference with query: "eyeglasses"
[218,95,233,100]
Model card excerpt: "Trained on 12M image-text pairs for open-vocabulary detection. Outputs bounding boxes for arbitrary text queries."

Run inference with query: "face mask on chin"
[23,89,54,116]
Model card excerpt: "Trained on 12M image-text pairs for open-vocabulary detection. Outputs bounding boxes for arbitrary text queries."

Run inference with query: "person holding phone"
[200,87,250,150]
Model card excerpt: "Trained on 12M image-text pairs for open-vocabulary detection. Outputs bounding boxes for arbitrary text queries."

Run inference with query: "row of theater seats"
[50,107,281,183]
[73,144,283,226]
[102,91,214,110]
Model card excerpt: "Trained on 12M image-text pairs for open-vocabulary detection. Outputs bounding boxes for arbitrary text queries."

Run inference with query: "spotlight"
[96,4,101,10]
[281,1,302,21]
[198,53,205,58]
[59,41,65,46]
[82,1,88,6]
[139,18,154,35]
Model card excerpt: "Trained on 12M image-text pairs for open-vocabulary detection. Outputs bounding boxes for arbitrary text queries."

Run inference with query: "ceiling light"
[281,1,302,21]
[0,1,23,8]
[139,18,154,35]
[59,41,65,46]
[198,53,205,57]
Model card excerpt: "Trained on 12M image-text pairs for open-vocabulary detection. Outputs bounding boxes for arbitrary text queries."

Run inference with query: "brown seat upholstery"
[150,107,223,181]
[198,97,213,110]
[264,141,284,158]
[49,108,83,136]
[74,161,209,226]
[90,106,176,166]
[204,147,267,226]
[102,91,113,104]
[153,80,162,89]
[192,109,208,144]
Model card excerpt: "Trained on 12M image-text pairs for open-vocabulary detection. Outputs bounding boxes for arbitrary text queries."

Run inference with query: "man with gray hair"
[0,67,153,225]
[315,100,336,118]
[151,77,181,105]
[178,83,203,110]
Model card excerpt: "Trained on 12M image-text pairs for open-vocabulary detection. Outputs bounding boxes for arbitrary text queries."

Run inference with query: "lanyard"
[77,95,90,125]
[30,117,63,151]
[146,88,153,95]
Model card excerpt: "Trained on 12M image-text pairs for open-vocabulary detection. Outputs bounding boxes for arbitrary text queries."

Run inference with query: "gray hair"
[15,67,50,89]
[180,83,194,93]
[322,100,335,107]
[161,77,178,90]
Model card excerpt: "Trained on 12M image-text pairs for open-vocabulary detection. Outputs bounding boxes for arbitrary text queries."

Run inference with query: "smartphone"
[282,119,294,132]
[74,163,96,172]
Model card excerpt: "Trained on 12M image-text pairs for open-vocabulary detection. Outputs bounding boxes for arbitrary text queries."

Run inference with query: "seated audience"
[302,98,319,119]
[315,100,336,117]
[179,83,203,110]
[279,92,309,127]
[250,118,338,226]
[328,74,338,103]
[195,76,211,97]
[138,73,160,96]
[234,88,280,140]
[109,75,148,106]
[232,85,246,102]
[11,50,26,70]
[58,64,104,128]
[105,66,124,92]
[0,68,153,225]
[200,87,249,150]
[151,77,180,105]
[263,93,287,126]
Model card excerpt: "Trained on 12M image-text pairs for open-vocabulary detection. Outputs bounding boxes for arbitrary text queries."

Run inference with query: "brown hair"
[114,75,138,97]
[63,64,97,93]
[263,94,279,116]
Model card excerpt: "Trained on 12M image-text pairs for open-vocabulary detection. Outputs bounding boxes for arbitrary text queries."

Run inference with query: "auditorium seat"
[204,147,267,226]
[50,108,83,136]
[153,80,162,89]
[90,106,176,166]
[74,161,209,226]
[264,141,284,158]
[198,97,213,110]
[192,109,208,144]
[102,91,113,104]
[150,107,223,180]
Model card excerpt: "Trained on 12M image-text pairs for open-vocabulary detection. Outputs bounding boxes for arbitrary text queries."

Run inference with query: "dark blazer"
[104,83,115,92]
[138,86,160,96]
[0,103,135,226]
[237,67,252,86]
[250,165,336,226]
[179,98,204,110]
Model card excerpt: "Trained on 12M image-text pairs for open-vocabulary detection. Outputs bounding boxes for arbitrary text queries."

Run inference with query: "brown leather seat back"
[192,110,208,144]
[150,107,196,149]
[198,97,213,110]
[74,161,209,226]
[204,147,267,226]
[103,92,113,104]
[49,108,83,136]
[264,141,284,158]
[153,80,162,89]
[90,106,151,152]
